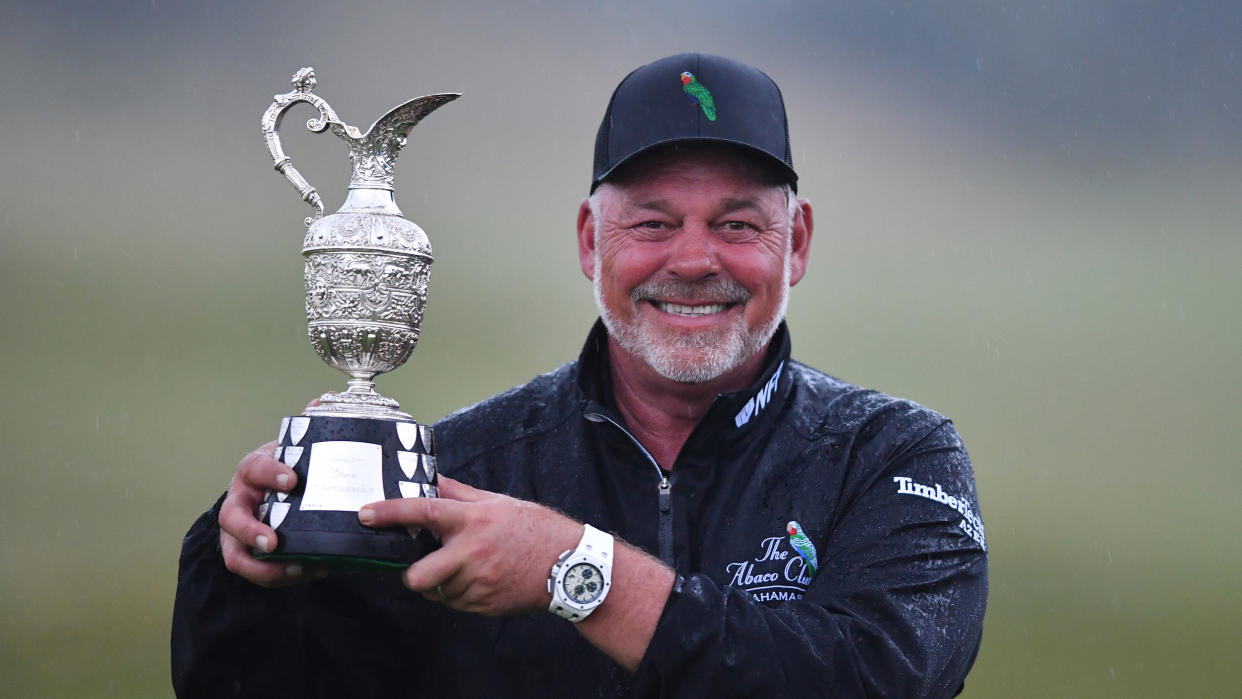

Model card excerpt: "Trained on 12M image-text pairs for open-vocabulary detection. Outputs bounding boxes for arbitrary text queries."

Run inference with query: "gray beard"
[593,252,790,384]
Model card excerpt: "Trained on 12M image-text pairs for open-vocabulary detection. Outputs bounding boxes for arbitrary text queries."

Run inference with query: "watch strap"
[578,523,614,561]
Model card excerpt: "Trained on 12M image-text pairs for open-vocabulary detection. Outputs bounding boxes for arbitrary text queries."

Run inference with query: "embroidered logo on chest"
[723,522,817,603]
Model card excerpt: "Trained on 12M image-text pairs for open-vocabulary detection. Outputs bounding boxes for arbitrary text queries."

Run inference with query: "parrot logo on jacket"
[680,71,717,121]
[786,521,818,577]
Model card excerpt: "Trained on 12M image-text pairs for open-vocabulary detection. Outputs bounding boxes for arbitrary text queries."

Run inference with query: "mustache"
[631,278,751,304]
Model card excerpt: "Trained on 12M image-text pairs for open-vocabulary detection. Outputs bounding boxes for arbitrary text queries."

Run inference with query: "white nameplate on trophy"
[301,441,385,512]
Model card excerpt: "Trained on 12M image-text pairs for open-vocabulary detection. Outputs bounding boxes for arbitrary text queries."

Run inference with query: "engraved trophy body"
[255,67,458,568]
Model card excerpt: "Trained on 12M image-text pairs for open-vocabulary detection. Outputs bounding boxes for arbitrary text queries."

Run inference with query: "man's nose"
[665,221,720,280]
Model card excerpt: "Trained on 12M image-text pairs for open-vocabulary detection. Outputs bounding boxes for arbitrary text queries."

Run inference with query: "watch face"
[562,562,605,604]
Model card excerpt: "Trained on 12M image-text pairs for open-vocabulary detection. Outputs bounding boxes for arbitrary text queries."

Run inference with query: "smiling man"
[174,54,987,698]
[588,147,805,383]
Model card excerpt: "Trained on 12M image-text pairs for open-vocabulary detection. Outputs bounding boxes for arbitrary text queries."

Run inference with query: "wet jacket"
[172,322,987,697]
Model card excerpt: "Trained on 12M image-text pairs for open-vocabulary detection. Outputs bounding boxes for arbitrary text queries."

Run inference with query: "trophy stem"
[345,375,380,395]
[304,374,411,421]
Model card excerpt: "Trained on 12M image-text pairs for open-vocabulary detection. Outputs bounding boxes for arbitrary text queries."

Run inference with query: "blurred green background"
[2,1,1238,696]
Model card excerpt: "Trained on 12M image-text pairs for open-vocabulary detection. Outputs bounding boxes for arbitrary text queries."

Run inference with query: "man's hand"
[361,476,676,669]
[218,441,323,587]
[358,476,583,616]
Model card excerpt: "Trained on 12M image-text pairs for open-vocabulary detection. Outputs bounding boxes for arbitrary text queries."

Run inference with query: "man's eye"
[633,221,674,238]
[719,221,759,239]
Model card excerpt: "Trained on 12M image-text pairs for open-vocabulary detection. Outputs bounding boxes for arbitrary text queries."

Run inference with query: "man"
[173,53,987,697]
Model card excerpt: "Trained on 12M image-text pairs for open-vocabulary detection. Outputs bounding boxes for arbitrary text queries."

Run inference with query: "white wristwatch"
[547,524,614,622]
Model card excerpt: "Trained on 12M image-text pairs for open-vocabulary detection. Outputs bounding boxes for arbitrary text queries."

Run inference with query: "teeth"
[656,302,728,316]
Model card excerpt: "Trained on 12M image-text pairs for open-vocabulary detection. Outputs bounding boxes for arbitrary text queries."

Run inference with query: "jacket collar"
[576,319,793,451]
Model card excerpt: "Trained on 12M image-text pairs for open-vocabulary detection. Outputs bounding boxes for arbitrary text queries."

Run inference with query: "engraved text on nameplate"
[301,441,385,511]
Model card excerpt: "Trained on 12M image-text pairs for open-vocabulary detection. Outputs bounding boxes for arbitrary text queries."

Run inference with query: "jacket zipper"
[584,410,675,566]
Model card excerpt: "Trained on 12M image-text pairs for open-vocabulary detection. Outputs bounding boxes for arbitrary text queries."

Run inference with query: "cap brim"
[591,137,798,193]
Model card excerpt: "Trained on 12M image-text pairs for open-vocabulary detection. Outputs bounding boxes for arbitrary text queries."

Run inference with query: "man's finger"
[435,475,489,503]
[401,545,466,593]
[237,442,297,492]
[220,530,325,588]
[358,495,468,534]
[224,442,297,549]
[220,495,279,553]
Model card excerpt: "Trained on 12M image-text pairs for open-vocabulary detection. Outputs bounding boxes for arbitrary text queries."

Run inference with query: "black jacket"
[172,322,987,697]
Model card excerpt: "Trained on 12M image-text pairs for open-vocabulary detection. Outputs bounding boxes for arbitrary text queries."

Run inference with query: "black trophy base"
[255,413,441,572]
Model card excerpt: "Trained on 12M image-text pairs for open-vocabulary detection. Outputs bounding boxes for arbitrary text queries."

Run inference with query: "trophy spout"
[344,93,461,191]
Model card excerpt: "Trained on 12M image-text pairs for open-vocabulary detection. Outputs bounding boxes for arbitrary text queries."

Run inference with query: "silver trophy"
[255,67,458,567]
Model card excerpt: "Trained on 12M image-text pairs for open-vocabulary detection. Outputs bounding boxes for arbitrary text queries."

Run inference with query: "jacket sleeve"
[171,498,438,698]
[631,419,988,698]
[171,496,311,697]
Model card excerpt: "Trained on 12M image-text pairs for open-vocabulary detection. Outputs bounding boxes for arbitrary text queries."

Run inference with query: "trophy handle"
[260,67,359,227]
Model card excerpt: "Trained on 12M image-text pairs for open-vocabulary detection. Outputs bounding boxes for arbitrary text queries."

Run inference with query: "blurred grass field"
[2,181,1237,697]
[2,1,1240,696]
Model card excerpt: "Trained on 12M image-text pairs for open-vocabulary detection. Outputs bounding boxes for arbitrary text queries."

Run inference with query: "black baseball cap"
[592,53,797,193]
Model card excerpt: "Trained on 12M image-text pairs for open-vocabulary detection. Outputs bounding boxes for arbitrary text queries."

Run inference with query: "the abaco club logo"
[723,520,819,603]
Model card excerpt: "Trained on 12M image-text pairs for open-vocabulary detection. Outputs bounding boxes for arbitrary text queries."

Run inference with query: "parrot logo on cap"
[786,521,818,577]
[680,71,717,121]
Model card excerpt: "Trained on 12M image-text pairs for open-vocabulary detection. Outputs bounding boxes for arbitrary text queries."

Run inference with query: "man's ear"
[577,198,597,281]
[788,198,813,287]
